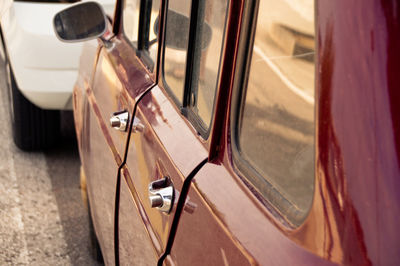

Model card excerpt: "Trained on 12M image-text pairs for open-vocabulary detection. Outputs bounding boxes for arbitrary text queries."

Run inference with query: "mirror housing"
[53,2,107,42]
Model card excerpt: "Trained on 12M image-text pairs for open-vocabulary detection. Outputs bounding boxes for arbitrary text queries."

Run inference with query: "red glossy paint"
[208,0,243,162]
[120,85,208,258]
[170,0,400,265]
[71,0,400,265]
[74,35,156,264]
[312,1,400,264]
[74,42,129,264]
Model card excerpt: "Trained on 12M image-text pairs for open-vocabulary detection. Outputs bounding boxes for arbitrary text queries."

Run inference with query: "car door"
[166,0,374,265]
[167,0,318,263]
[76,0,160,265]
[116,0,231,264]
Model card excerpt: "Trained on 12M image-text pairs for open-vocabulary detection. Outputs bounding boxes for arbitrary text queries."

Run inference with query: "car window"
[123,0,140,45]
[123,0,160,71]
[234,0,315,225]
[189,0,229,131]
[163,0,229,134]
[162,0,191,105]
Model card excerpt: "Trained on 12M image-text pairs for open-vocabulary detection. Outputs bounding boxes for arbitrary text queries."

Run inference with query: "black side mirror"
[154,10,212,50]
[53,1,107,42]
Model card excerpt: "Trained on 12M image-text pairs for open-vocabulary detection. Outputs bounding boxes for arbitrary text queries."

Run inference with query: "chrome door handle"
[110,111,145,133]
[110,110,129,131]
[148,177,174,213]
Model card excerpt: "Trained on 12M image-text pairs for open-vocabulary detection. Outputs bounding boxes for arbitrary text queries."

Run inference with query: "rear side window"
[233,0,315,226]
[123,0,140,45]
[163,0,229,135]
[162,1,191,105]
[123,0,160,71]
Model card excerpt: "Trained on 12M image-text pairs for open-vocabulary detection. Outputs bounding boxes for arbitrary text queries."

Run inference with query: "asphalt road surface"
[0,59,102,265]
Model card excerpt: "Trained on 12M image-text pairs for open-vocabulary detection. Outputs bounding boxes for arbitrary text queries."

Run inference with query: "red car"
[54,0,400,265]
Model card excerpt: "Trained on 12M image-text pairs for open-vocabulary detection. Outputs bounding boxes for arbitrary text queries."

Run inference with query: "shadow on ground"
[44,114,103,266]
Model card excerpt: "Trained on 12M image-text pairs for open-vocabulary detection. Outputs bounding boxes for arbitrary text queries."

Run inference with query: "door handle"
[110,111,145,133]
[110,110,129,131]
[148,177,174,213]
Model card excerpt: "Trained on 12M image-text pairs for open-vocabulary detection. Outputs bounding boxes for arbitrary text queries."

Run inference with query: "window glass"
[123,0,160,71]
[190,0,228,129]
[147,1,160,67]
[163,0,228,131]
[163,0,191,104]
[237,0,315,223]
[123,0,140,45]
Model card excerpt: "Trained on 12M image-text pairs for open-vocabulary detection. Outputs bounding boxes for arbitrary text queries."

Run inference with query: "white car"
[0,0,114,150]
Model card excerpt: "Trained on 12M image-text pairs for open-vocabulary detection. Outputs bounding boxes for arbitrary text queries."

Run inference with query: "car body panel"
[75,48,128,265]
[119,86,208,262]
[313,1,400,264]
[75,34,157,264]
[81,98,118,265]
[69,0,400,265]
[170,161,336,266]
[171,1,400,266]
[118,176,159,265]
[168,0,329,264]
[104,4,210,263]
